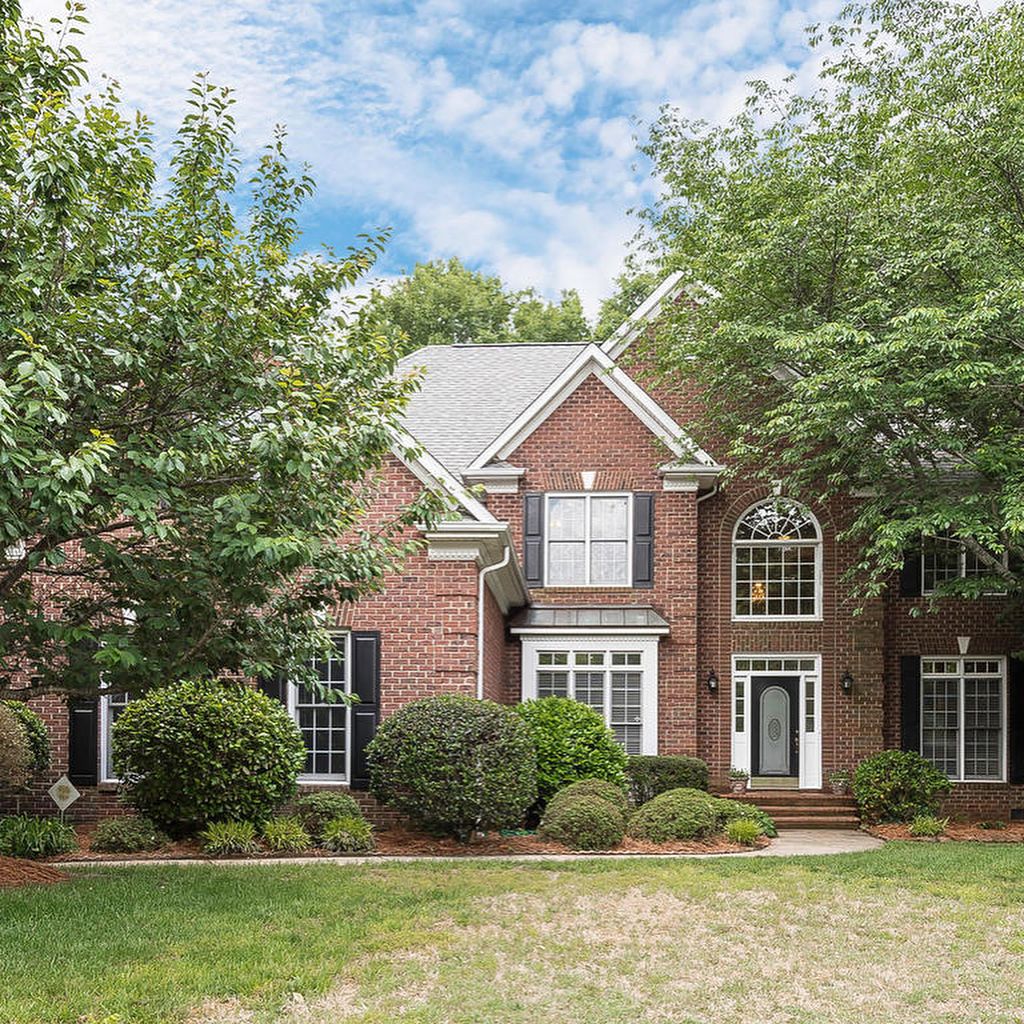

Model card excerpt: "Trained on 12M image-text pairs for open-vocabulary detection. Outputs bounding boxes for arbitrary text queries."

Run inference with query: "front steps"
[722,789,861,830]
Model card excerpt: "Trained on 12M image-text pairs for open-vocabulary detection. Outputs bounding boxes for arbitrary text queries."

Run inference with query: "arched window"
[733,500,821,619]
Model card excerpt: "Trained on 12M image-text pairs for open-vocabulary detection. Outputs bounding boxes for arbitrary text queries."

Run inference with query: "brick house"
[10,277,1024,822]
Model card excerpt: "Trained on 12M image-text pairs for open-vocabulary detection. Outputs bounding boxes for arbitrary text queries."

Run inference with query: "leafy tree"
[371,257,590,351]
[0,3,442,701]
[639,0,1024,608]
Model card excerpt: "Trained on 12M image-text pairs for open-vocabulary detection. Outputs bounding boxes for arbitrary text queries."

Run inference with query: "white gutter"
[477,544,512,699]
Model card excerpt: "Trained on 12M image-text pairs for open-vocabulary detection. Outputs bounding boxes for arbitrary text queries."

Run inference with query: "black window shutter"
[523,493,544,588]
[900,655,921,753]
[258,673,288,704]
[67,698,99,786]
[632,493,654,589]
[1008,656,1024,784]
[350,631,380,791]
[899,550,922,597]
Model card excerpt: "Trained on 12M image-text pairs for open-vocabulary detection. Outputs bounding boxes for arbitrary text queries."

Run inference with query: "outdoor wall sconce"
[840,670,854,693]
[706,669,719,693]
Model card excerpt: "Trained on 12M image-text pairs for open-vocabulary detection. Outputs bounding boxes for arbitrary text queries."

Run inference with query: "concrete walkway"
[58,829,883,868]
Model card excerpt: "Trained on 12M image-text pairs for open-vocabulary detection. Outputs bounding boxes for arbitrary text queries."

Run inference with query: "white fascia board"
[467,345,716,471]
[509,625,670,637]
[600,271,685,361]
[391,427,496,524]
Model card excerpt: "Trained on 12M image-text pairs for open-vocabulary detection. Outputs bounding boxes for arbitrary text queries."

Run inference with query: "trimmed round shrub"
[0,815,77,858]
[262,816,312,853]
[725,818,761,845]
[514,697,627,804]
[626,787,719,842]
[92,816,169,853]
[851,750,953,823]
[0,705,31,791]
[626,755,708,805]
[546,778,631,818]
[113,679,306,836]
[367,695,537,840]
[2,700,50,773]
[296,791,363,838]
[539,795,625,850]
[320,815,375,852]
[200,820,259,856]
[717,799,777,838]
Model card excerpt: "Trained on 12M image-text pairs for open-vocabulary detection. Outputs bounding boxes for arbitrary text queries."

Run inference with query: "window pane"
[548,542,585,585]
[591,541,628,584]
[964,677,1002,780]
[537,670,569,698]
[923,536,961,593]
[590,496,628,540]
[548,497,585,540]
[611,671,642,755]
[922,678,959,778]
[574,671,604,714]
[295,642,347,778]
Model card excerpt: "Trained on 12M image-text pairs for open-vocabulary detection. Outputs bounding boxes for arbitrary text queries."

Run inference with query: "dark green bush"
[2,700,50,772]
[626,787,720,842]
[367,695,537,840]
[725,818,761,845]
[0,705,31,790]
[92,816,169,853]
[295,791,363,838]
[851,750,953,823]
[514,697,627,803]
[113,679,306,836]
[0,815,77,858]
[546,778,631,817]
[538,795,625,850]
[717,799,778,838]
[200,821,259,856]
[261,816,312,853]
[320,815,374,852]
[626,755,708,804]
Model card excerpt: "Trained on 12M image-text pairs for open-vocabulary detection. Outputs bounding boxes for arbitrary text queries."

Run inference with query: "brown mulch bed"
[866,821,1024,843]
[54,823,767,861]
[0,855,68,889]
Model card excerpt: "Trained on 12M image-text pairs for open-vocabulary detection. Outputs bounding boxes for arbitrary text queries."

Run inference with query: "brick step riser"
[773,820,862,831]
[745,802,857,813]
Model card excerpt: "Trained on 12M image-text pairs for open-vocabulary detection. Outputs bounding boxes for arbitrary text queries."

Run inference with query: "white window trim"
[730,653,822,789]
[920,535,1009,596]
[520,635,658,754]
[289,631,352,784]
[543,491,633,588]
[731,500,823,622]
[99,688,130,784]
[920,655,1007,783]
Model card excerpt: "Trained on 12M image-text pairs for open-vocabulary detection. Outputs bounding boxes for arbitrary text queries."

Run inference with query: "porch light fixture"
[706,669,719,693]
[840,670,854,693]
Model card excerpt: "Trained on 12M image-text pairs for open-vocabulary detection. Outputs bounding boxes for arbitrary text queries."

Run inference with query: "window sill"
[297,778,349,788]
[731,616,823,624]
[948,778,1007,785]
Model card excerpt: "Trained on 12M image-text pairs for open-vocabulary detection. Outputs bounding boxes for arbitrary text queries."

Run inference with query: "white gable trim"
[465,344,719,472]
[391,427,496,524]
[600,271,686,361]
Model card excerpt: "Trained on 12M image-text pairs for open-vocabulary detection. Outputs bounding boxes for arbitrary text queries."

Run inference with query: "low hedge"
[852,750,953,823]
[538,795,625,850]
[626,755,709,805]
[626,787,720,842]
[296,792,363,838]
[92,816,169,853]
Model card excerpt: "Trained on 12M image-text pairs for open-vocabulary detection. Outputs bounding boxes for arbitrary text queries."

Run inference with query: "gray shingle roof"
[397,343,588,474]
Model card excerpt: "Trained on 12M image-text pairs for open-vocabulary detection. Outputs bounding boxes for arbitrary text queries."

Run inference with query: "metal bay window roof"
[509,605,670,635]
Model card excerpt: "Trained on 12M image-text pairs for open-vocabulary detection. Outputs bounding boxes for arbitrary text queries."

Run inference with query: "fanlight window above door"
[733,499,822,619]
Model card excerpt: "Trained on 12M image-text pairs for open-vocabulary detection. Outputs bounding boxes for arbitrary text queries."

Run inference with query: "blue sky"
[25,0,843,315]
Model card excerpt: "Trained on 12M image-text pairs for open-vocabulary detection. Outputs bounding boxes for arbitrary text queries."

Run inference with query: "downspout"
[477,545,511,699]
[695,481,719,506]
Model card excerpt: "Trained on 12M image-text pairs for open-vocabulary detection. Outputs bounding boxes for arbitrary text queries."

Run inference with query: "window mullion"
[584,496,592,586]
[958,661,965,781]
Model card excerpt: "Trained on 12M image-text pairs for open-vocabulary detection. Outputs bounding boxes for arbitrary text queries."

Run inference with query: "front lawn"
[2,844,1023,1023]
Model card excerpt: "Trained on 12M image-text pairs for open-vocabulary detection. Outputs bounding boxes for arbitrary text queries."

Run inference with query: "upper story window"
[733,499,821,619]
[546,493,631,587]
[922,533,1007,594]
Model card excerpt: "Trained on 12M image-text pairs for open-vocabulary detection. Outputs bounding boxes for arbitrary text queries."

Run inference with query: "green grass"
[2,843,1023,1023]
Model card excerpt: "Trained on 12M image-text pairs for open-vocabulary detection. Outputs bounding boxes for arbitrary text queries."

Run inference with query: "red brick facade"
[6,352,1023,824]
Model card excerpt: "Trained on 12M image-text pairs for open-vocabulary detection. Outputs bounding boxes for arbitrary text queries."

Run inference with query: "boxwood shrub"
[546,778,631,818]
[514,697,627,803]
[626,755,708,805]
[296,792,363,838]
[367,695,537,840]
[92,816,169,853]
[626,787,720,842]
[538,795,625,850]
[113,678,306,836]
[851,750,953,823]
